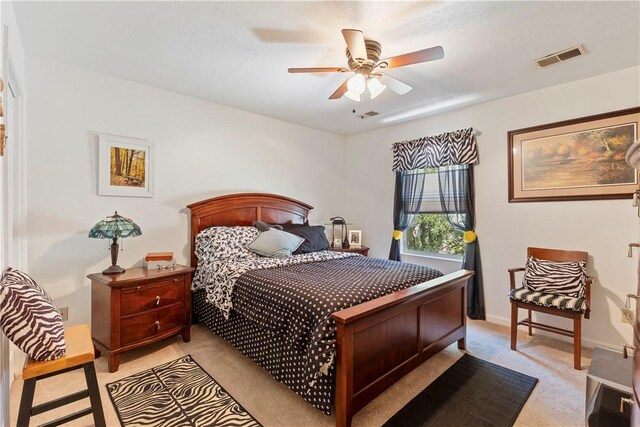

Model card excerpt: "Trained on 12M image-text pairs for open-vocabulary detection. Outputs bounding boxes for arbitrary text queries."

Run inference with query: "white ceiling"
[13,1,640,136]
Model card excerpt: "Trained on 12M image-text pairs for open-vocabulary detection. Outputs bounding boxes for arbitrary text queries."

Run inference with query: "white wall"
[345,66,640,349]
[26,56,347,327]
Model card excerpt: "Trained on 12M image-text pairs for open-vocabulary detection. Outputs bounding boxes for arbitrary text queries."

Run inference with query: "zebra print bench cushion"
[509,288,587,312]
[523,256,586,298]
[0,268,66,361]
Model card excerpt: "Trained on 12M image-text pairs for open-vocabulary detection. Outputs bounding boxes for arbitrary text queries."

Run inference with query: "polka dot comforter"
[193,250,442,415]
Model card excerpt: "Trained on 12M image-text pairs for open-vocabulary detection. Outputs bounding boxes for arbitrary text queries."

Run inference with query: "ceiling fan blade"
[329,79,350,100]
[341,29,367,62]
[383,46,444,68]
[288,67,350,73]
[380,73,413,95]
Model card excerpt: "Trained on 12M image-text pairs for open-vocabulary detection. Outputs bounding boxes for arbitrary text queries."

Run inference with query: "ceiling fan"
[288,29,444,102]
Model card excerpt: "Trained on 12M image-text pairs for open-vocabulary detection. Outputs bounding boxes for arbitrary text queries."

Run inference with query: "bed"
[187,193,473,427]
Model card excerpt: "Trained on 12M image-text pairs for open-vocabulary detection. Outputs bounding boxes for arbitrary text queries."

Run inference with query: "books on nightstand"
[143,252,176,270]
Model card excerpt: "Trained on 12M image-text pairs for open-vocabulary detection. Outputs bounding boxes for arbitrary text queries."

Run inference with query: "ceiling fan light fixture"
[347,74,366,95]
[367,77,386,99]
[344,90,361,102]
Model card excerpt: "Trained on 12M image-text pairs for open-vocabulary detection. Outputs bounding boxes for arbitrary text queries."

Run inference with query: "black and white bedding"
[192,226,443,414]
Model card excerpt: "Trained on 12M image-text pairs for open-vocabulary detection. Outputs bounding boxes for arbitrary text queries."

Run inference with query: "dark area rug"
[106,355,261,427]
[383,354,538,427]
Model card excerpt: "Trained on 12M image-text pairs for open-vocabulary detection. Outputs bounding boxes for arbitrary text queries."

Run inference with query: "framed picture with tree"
[508,107,640,202]
[98,134,153,197]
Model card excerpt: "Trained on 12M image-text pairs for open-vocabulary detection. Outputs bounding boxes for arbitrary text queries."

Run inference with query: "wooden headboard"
[186,193,313,267]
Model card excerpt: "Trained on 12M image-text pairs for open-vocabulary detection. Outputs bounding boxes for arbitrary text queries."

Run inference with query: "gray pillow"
[252,221,283,232]
[247,229,304,258]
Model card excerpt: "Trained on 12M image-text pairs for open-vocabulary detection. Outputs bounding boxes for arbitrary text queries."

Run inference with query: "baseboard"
[483,314,619,351]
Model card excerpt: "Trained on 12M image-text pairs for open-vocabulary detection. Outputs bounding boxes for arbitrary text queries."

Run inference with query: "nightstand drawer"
[157,304,186,333]
[120,304,184,345]
[121,278,184,316]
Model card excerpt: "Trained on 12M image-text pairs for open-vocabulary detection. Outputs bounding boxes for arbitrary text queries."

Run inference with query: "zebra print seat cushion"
[0,268,66,361]
[509,288,587,312]
[522,256,586,298]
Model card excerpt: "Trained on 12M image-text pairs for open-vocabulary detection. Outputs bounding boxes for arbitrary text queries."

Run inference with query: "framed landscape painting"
[508,107,640,202]
[98,134,153,197]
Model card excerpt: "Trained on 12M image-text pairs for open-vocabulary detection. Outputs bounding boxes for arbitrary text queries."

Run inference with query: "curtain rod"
[390,129,482,150]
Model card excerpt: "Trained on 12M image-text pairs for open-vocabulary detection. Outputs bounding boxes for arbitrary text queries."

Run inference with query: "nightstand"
[88,265,195,372]
[332,246,370,256]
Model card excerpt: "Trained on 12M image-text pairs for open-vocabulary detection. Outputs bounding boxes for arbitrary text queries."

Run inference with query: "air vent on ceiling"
[535,45,587,68]
[352,110,379,119]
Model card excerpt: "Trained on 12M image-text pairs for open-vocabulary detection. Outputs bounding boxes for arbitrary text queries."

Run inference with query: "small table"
[331,246,370,256]
[88,265,195,372]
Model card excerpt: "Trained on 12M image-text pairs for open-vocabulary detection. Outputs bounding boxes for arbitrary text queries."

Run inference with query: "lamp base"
[102,265,125,275]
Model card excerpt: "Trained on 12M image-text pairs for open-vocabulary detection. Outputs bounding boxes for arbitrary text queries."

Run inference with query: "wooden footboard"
[332,269,474,427]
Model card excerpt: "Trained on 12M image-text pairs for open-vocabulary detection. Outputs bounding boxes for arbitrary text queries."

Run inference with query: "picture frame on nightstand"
[348,230,362,247]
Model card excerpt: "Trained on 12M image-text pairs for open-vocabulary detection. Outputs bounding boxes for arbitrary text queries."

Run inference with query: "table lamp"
[89,211,141,274]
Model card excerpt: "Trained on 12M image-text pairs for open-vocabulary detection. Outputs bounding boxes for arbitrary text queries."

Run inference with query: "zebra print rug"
[106,355,261,426]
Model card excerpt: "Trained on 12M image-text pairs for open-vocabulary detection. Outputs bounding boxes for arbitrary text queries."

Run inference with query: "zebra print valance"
[392,127,479,172]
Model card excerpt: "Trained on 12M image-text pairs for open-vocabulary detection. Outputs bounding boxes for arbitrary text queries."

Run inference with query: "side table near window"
[88,265,195,372]
[332,246,369,256]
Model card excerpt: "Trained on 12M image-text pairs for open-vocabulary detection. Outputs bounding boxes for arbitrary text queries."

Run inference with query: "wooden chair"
[17,324,106,427]
[509,247,591,370]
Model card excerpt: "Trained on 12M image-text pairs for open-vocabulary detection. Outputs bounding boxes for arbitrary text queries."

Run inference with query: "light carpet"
[10,320,591,426]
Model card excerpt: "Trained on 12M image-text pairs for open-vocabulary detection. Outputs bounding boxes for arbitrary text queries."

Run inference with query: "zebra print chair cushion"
[522,256,586,298]
[509,288,587,312]
[0,268,66,361]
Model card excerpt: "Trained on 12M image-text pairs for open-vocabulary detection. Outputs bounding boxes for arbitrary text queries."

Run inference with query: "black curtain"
[438,165,485,320]
[389,170,426,261]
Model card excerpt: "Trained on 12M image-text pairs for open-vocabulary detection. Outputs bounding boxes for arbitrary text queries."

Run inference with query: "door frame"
[0,23,27,426]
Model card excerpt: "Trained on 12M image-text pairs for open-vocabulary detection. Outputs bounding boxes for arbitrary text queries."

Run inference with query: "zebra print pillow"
[0,268,66,361]
[523,256,586,298]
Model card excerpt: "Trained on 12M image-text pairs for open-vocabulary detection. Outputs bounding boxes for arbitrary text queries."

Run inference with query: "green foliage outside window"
[405,213,464,255]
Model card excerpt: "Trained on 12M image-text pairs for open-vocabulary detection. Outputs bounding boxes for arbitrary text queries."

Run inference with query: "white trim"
[6,49,27,384]
[1,25,28,426]
[401,249,463,262]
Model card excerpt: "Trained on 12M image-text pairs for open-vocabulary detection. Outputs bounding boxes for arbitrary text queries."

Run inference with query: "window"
[405,213,464,256]
[402,167,466,258]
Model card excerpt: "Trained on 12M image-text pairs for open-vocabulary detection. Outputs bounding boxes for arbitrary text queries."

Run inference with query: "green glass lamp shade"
[89,211,142,240]
[89,211,141,274]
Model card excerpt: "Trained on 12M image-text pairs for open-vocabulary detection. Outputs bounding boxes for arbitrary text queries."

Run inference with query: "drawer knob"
[155,296,160,306]
[620,397,634,412]
[136,286,141,291]
[155,321,160,331]
[173,278,178,283]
